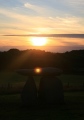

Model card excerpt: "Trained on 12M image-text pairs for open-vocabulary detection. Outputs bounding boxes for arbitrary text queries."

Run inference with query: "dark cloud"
[2,34,84,38]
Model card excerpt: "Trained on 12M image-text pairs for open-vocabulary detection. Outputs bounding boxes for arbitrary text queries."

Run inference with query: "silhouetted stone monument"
[17,67,64,108]
[38,76,64,107]
[21,76,38,107]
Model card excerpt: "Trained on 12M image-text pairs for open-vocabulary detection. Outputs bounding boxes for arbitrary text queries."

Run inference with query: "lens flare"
[35,68,41,74]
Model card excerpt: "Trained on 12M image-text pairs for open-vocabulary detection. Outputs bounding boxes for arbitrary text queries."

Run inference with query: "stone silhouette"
[21,76,38,107]
[38,76,64,107]
[17,68,64,107]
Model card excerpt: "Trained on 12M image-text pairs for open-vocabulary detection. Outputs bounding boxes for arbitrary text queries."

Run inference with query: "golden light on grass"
[35,68,42,74]
[31,37,47,46]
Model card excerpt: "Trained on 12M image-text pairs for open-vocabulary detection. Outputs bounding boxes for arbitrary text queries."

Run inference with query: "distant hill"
[0,45,84,53]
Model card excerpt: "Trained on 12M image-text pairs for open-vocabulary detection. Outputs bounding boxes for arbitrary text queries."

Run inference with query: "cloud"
[64,0,84,16]
[24,2,45,14]
[0,7,84,35]
[3,34,84,38]
[60,38,84,46]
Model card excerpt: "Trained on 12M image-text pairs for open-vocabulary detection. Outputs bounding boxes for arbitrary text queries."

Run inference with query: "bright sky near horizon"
[0,0,84,51]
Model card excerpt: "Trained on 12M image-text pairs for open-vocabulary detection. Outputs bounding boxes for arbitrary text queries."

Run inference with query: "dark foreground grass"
[0,72,84,92]
[0,72,84,85]
[0,72,84,119]
[0,92,84,120]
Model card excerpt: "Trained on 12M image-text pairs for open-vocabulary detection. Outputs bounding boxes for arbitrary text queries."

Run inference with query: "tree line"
[0,49,84,74]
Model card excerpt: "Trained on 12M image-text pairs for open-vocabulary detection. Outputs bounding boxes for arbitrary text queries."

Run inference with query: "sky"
[0,0,84,52]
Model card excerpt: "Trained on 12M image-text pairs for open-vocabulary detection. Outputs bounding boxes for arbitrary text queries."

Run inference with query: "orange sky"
[0,0,84,52]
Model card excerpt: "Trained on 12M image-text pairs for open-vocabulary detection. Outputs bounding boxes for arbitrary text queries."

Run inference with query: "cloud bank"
[3,34,84,38]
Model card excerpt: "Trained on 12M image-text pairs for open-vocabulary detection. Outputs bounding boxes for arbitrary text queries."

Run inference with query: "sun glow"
[35,68,42,74]
[31,37,47,46]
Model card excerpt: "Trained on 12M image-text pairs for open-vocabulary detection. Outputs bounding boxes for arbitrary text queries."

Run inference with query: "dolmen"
[17,67,64,107]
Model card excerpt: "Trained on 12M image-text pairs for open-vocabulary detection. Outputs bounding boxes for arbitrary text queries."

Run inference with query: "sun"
[31,37,47,46]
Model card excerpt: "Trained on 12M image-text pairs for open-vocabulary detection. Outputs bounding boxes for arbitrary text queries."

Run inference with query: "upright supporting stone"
[38,76,64,107]
[21,76,38,107]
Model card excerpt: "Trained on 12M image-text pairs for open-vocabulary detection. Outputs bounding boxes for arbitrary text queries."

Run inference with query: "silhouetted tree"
[0,49,84,74]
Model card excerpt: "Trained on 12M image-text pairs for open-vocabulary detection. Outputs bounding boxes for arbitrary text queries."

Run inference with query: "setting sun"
[31,37,47,46]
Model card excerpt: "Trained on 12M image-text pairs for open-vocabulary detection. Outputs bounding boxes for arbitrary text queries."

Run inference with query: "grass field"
[0,72,84,94]
[0,92,84,120]
[0,72,84,120]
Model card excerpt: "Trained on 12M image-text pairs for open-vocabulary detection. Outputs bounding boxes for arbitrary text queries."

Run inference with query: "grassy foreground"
[0,72,84,119]
[0,72,84,94]
[0,92,84,120]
